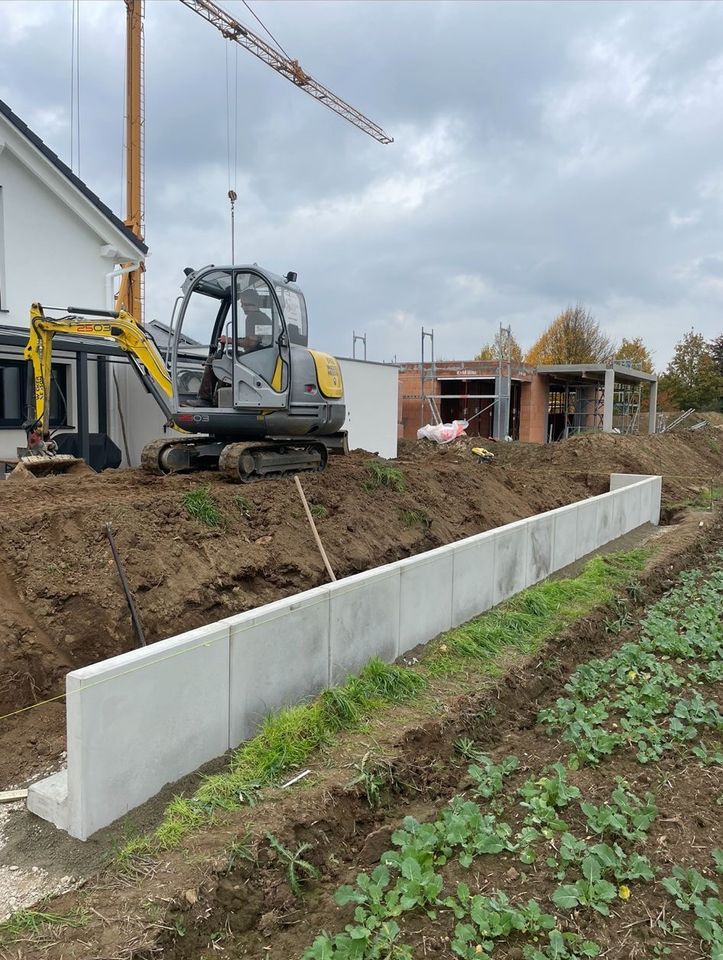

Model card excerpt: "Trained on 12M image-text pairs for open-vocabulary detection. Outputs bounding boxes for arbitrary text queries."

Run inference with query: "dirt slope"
[0,429,720,788]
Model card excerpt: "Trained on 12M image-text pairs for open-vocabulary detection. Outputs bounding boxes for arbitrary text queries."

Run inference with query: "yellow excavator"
[20,264,347,482]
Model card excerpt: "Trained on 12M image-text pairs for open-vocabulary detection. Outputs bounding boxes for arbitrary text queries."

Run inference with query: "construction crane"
[117,0,393,323]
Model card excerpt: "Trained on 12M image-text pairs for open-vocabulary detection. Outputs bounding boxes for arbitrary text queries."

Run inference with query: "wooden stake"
[0,788,28,804]
[294,475,336,582]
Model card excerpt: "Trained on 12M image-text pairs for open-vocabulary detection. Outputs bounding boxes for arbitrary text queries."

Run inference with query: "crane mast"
[117,0,391,325]
[117,0,145,323]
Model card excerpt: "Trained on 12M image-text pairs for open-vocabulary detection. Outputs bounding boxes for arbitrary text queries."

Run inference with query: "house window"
[0,359,69,428]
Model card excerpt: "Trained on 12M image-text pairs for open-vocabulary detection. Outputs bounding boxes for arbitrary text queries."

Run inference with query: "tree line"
[476,304,723,412]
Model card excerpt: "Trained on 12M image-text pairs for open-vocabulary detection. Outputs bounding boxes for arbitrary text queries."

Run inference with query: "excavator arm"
[24,302,175,436]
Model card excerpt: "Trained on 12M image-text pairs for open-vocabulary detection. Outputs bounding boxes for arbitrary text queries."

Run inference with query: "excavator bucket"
[8,455,92,481]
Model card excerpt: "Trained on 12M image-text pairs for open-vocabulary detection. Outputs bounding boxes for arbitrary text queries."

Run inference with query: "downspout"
[105,262,139,466]
[106,262,140,311]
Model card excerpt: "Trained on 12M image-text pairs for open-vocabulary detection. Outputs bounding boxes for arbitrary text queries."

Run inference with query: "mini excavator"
[20,264,347,482]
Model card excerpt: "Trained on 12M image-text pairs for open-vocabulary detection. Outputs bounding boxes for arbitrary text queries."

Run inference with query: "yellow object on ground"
[472,446,495,461]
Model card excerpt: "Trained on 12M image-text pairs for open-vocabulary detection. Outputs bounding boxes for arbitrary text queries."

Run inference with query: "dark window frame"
[0,358,72,429]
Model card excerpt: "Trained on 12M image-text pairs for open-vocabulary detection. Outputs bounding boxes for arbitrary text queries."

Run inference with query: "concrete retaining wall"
[28,474,661,839]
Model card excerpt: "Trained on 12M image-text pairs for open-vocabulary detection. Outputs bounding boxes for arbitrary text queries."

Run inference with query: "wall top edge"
[69,621,231,683]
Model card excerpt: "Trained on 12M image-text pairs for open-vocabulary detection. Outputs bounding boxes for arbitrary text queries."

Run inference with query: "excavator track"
[219,440,328,483]
[141,438,180,475]
[140,437,210,475]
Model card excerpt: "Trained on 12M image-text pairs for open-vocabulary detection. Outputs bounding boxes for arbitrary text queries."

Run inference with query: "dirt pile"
[0,429,720,787]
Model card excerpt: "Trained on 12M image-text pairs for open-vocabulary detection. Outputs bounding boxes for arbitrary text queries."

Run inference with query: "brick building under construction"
[397,359,658,444]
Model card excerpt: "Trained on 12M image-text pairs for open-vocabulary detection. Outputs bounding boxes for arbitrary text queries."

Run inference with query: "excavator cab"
[172,266,293,413]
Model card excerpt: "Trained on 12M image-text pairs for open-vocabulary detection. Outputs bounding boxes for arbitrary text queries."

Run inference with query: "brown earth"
[0,429,721,789]
[1,498,720,960]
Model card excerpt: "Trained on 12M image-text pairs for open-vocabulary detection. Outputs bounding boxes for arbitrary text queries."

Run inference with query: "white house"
[0,98,149,468]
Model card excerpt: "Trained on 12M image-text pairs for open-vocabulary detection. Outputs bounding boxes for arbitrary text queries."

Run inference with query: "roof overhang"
[536,364,657,385]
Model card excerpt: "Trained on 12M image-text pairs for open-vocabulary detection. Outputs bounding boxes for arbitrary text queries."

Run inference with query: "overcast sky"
[2,0,722,367]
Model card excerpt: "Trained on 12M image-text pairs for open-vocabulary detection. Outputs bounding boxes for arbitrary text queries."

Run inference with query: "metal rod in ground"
[293,474,336,583]
[105,523,146,646]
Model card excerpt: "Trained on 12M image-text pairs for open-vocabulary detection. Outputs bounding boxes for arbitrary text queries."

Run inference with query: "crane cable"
[240,0,291,61]
[70,0,80,174]
[224,37,239,261]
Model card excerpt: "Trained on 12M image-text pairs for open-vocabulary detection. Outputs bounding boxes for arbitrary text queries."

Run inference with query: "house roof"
[0,98,148,256]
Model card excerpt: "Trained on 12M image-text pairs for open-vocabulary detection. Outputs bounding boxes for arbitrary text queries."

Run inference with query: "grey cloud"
[2,0,723,367]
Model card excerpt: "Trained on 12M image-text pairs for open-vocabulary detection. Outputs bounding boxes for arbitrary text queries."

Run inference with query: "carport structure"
[536,364,658,441]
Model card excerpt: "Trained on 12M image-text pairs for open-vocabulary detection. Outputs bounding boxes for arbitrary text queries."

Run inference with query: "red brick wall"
[519,375,549,443]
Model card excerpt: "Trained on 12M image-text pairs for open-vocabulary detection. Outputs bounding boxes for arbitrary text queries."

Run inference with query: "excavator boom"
[18,303,174,477]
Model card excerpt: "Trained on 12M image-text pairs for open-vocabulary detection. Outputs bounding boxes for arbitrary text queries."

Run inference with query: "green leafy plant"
[580,783,656,842]
[519,763,581,836]
[310,504,328,520]
[233,494,252,516]
[552,855,618,915]
[267,833,319,897]
[467,753,519,800]
[304,918,412,959]
[661,866,718,910]
[523,930,601,959]
[447,886,556,958]
[435,800,514,867]
[182,485,223,526]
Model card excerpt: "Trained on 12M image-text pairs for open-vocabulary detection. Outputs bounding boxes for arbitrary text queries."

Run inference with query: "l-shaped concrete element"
[28,474,662,839]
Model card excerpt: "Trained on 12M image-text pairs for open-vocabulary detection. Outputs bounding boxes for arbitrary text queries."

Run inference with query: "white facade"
[0,111,144,326]
[0,102,146,466]
[339,357,399,459]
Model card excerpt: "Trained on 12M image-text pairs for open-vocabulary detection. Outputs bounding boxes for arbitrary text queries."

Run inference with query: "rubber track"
[219,441,327,483]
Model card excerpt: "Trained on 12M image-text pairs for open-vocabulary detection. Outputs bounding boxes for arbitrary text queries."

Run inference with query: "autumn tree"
[711,334,723,375]
[475,329,523,362]
[659,330,723,411]
[615,337,654,373]
[525,304,615,365]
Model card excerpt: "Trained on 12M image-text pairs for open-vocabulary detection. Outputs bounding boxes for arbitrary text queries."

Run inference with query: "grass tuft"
[182,485,223,527]
[400,508,430,529]
[429,548,650,669]
[364,460,405,494]
[0,909,87,945]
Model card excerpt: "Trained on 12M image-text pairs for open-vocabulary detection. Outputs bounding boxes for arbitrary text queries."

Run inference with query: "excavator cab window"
[235,275,277,354]
[233,273,284,391]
